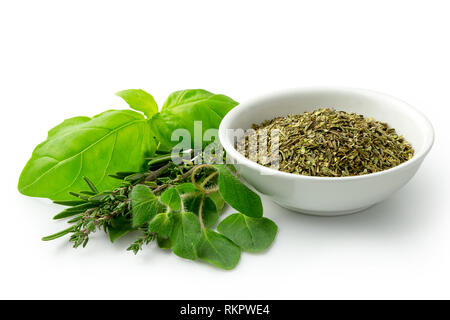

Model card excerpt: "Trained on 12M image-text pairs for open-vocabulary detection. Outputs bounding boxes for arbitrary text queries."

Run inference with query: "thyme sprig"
[127,228,157,254]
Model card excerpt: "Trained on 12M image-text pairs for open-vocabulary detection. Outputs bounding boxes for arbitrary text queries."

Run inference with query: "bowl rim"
[218,86,435,182]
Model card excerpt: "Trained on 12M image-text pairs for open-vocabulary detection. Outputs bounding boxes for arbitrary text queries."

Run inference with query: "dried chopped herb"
[240,108,414,177]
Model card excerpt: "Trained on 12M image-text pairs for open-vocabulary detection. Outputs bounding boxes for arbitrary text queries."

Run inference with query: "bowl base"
[273,201,373,217]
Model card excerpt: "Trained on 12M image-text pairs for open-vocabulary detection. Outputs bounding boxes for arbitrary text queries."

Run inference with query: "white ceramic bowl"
[219,87,434,216]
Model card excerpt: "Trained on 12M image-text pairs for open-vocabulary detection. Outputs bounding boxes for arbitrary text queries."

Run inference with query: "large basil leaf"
[18,109,155,200]
[149,89,238,151]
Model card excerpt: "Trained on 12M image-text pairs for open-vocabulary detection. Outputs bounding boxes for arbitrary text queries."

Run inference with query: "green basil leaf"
[184,195,219,228]
[47,116,91,137]
[170,211,201,260]
[160,188,181,211]
[108,216,134,243]
[149,89,238,151]
[197,230,241,270]
[215,165,263,218]
[131,185,161,227]
[116,89,158,118]
[148,212,173,238]
[217,213,278,252]
[18,110,155,200]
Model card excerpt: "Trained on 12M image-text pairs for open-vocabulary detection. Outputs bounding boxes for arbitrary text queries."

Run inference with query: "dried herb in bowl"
[239,108,414,177]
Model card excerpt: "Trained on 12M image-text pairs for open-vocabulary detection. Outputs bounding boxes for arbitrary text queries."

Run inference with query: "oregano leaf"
[160,188,181,211]
[156,236,171,249]
[131,185,161,227]
[108,216,134,243]
[217,213,278,252]
[184,195,219,228]
[197,230,241,270]
[214,165,263,218]
[176,183,199,195]
[108,228,130,243]
[208,191,225,213]
[170,211,201,260]
[148,212,173,238]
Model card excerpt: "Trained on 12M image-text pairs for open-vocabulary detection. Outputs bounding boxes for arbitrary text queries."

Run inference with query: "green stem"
[151,166,196,194]
[191,164,216,191]
[198,194,206,230]
[204,186,219,195]
[200,171,218,188]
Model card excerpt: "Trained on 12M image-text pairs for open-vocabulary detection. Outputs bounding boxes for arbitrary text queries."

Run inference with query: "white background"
[1,0,449,299]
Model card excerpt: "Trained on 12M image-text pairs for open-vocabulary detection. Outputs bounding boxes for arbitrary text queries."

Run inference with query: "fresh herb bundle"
[43,151,277,269]
[18,89,278,270]
[242,108,414,177]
